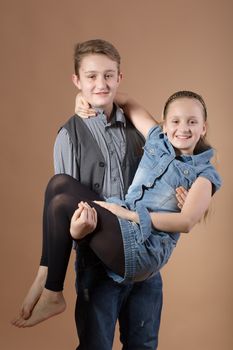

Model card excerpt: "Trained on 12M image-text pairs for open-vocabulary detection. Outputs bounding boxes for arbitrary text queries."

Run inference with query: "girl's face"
[163,97,207,155]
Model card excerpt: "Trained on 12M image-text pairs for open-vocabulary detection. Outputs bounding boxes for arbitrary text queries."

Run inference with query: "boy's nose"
[96,76,107,89]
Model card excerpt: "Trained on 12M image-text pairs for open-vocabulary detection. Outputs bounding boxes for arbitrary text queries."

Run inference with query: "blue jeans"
[75,247,163,350]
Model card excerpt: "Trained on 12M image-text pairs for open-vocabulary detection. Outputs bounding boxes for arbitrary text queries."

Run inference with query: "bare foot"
[12,266,48,324]
[11,288,66,328]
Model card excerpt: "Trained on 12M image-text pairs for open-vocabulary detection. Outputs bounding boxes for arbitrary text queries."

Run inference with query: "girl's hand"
[176,186,188,209]
[94,201,137,222]
[75,93,96,118]
[70,202,97,239]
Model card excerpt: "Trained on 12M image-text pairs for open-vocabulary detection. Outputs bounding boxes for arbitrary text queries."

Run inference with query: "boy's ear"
[72,74,81,89]
[118,72,123,82]
[116,72,123,85]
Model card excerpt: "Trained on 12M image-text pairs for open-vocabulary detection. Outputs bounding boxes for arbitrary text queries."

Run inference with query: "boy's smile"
[72,54,122,118]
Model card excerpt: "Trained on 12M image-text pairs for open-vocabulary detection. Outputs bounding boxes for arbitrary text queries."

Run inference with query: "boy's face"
[73,54,122,116]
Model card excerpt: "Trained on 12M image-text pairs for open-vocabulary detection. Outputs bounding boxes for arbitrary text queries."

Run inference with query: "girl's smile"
[163,98,207,155]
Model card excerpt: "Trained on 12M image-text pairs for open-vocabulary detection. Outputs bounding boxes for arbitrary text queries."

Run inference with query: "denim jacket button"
[183,169,189,175]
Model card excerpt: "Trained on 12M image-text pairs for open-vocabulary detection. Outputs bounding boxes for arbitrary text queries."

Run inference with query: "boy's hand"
[75,93,96,118]
[176,187,188,209]
[70,202,97,239]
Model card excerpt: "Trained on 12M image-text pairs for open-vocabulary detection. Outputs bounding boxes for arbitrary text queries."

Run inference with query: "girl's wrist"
[130,211,139,223]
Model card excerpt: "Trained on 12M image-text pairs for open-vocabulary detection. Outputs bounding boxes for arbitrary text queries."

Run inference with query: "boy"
[54,39,163,350]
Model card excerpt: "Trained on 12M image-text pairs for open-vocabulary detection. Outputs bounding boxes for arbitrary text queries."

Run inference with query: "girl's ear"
[201,122,207,137]
[162,121,167,134]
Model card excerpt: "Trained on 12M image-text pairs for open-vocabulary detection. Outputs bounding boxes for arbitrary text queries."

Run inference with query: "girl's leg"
[42,174,124,291]
[12,175,78,326]
[43,174,125,282]
[19,266,48,320]
[17,184,52,320]
[12,174,125,327]
[12,175,79,322]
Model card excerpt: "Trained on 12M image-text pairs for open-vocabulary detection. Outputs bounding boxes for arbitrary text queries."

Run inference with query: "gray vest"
[62,115,145,196]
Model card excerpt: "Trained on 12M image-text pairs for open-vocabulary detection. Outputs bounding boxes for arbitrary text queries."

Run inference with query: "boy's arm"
[95,177,212,234]
[54,128,79,179]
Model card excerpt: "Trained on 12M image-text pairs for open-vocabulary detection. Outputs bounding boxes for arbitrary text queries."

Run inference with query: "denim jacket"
[109,125,221,244]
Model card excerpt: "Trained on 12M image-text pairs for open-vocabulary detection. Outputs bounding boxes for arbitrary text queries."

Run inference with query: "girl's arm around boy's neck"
[115,92,159,138]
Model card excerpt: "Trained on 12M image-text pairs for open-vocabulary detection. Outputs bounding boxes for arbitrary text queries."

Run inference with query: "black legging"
[40,174,125,291]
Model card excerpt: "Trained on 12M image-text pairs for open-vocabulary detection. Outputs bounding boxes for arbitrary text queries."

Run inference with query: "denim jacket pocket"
[139,145,160,169]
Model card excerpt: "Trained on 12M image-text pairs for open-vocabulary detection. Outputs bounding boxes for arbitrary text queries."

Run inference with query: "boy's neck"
[94,103,114,120]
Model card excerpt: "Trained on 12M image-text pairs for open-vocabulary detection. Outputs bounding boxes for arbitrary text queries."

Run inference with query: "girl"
[12,90,221,328]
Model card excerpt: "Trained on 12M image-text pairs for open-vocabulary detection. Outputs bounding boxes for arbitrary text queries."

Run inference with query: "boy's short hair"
[74,39,121,76]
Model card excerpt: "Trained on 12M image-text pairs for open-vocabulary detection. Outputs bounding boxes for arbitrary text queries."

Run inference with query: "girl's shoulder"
[192,148,222,193]
[147,125,163,140]
[197,162,222,194]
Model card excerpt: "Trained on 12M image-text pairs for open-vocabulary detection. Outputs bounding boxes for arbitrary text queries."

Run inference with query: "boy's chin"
[92,101,113,110]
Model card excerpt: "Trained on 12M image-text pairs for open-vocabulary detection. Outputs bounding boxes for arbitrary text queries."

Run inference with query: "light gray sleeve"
[53,128,79,179]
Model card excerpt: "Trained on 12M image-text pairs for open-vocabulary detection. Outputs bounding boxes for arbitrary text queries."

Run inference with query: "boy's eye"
[190,120,197,124]
[87,75,96,79]
[105,74,113,79]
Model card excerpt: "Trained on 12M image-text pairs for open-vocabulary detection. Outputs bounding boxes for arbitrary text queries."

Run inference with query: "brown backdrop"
[1,0,232,349]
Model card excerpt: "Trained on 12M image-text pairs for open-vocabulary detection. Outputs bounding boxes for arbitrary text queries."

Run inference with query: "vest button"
[94,183,100,189]
[99,162,105,167]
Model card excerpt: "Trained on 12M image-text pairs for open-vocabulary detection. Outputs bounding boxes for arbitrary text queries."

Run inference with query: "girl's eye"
[171,120,179,124]
[190,120,197,124]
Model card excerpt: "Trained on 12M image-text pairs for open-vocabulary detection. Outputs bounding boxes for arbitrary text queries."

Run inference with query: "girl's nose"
[179,122,190,132]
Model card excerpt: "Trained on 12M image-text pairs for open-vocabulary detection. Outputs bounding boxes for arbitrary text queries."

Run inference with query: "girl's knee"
[46,174,72,198]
